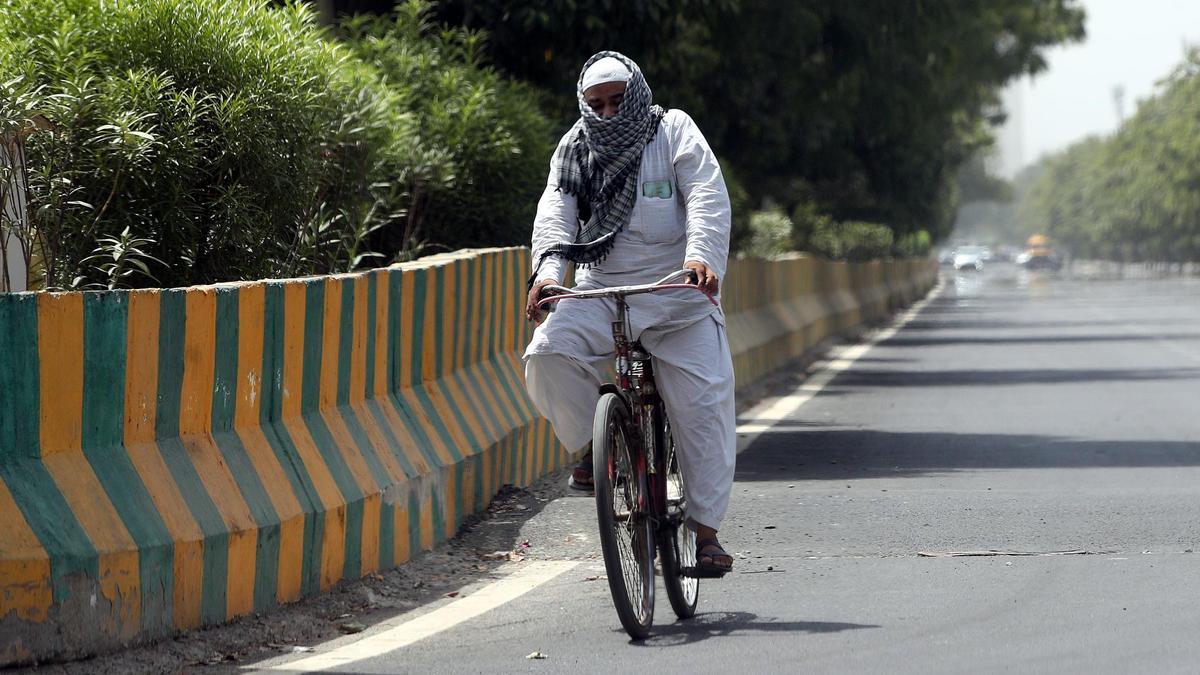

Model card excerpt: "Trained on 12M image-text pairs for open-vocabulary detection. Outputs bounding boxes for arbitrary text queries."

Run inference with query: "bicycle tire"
[657,415,699,618]
[593,392,655,640]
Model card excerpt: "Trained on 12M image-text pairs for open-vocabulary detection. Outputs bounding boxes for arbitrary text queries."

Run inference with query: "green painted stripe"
[0,294,40,461]
[478,254,493,363]
[300,283,325,415]
[477,361,519,432]
[433,379,483,454]
[157,437,230,626]
[387,270,403,392]
[259,283,322,597]
[460,258,475,368]
[364,400,419,478]
[407,489,420,556]
[337,280,354,406]
[153,292,231,624]
[488,355,535,424]
[300,282,365,581]
[155,290,185,439]
[450,370,502,446]
[493,253,506,357]
[452,461,465,531]
[412,385,466,463]
[211,289,281,613]
[0,460,96,603]
[210,290,238,434]
[365,273,377,399]
[434,266,446,378]
[408,269,426,388]
[404,270,468,462]
[81,292,175,633]
[386,393,444,471]
[430,472,446,542]
[378,500,394,571]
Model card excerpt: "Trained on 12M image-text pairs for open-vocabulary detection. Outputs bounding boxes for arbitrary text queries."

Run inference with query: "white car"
[953,246,987,271]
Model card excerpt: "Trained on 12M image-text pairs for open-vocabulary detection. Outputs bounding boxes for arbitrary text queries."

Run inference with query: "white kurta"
[523,109,736,530]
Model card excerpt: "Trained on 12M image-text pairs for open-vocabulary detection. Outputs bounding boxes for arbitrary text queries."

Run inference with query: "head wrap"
[537,51,665,273]
[580,56,630,91]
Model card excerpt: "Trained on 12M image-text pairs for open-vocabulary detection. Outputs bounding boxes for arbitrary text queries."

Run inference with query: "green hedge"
[0,0,552,289]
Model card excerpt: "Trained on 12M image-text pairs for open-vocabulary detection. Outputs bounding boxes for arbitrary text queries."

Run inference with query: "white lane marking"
[260,561,578,672]
[735,279,944,453]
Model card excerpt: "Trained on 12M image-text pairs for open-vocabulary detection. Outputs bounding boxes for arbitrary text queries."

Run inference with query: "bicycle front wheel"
[658,418,699,618]
[593,392,655,640]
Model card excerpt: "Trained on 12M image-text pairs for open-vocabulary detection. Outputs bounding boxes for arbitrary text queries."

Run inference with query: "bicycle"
[537,269,722,639]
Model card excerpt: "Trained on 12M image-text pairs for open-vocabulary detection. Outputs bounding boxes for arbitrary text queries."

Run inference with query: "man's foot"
[567,450,593,491]
[695,537,733,576]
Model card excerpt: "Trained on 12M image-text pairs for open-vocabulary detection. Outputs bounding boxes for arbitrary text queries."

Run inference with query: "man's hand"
[526,279,558,324]
[684,260,719,294]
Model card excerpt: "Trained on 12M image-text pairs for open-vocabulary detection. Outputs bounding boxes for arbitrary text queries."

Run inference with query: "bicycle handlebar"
[536,269,718,309]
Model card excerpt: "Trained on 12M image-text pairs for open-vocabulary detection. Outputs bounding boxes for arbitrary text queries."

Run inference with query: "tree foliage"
[434,0,1085,247]
[1019,49,1200,262]
[0,0,552,289]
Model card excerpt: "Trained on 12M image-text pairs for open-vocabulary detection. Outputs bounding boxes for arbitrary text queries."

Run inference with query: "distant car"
[953,246,987,271]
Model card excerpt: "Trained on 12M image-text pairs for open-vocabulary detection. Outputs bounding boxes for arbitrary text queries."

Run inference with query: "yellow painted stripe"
[317,279,385,575]
[350,401,409,484]
[123,290,205,630]
[280,282,345,590]
[37,293,83,456]
[442,375,494,451]
[374,397,432,477]
[235,285,306,604]
[38,292,141,638]
[42,452,141,639]
[397,389,456,467]
[473,360,519,437]
[0,480,52,622]
[181,289,259,619]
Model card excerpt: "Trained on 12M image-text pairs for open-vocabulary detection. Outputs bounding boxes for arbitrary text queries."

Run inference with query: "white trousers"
[524,305,736,530]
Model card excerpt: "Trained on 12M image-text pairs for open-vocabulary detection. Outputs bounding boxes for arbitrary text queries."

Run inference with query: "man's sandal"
[567,451,594,492]
[694,537,733,577]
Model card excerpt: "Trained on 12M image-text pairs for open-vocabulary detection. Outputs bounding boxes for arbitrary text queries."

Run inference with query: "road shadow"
[628,611,878,647]
[737,429,1200,481]
[881,333,1200,347]
[903,318,1198,331]
[825,367,1200,388]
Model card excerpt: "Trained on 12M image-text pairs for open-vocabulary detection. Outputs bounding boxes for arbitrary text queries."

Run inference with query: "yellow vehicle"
[1019,234,1061,270]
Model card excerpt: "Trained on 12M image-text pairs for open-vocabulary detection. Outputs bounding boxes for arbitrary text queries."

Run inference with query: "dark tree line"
[429,0,1085,245]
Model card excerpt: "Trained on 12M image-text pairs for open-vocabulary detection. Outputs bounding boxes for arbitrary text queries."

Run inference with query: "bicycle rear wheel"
[593,392,655,640]
[657,418,699,618]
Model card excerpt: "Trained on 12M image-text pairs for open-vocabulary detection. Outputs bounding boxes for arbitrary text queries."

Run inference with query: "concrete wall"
[0,247,935,665]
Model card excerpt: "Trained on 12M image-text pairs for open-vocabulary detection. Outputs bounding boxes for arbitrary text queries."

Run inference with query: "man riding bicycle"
[523,51,735,575]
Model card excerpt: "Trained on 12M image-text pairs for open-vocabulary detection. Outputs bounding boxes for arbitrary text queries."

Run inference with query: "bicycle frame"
[537,269,716,522]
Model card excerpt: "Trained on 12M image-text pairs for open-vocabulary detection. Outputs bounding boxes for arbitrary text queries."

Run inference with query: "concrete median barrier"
[0,248,934,665]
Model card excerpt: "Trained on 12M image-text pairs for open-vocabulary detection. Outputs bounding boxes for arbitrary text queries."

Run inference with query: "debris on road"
[338,621,367,634]
[526,650,548,660]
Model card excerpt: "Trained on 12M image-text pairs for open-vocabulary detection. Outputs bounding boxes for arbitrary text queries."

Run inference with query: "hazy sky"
[997,0,1200,175]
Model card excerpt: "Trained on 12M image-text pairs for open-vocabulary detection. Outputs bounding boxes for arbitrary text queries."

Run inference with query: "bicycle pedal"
[681,566,729,579]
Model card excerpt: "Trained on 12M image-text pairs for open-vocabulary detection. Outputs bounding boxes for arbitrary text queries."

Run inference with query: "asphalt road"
[256,264,1200,675]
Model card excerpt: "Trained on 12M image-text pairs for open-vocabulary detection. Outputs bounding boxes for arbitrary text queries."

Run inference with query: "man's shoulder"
[662,108,695,128]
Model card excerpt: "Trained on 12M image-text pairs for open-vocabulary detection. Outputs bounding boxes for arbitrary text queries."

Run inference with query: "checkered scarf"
[540,51,665,271]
